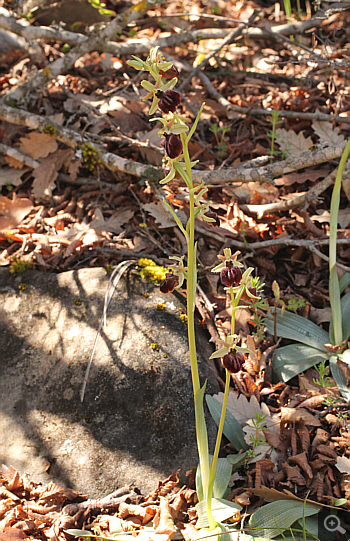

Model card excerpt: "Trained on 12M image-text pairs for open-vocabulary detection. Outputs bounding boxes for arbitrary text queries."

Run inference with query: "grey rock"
[0,267,219,498]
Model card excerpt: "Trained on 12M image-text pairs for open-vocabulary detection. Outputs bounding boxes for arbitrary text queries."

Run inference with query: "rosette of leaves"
[265,271,350,401]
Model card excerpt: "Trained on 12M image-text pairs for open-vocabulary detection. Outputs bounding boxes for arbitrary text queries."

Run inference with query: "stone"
[0,267,219,497]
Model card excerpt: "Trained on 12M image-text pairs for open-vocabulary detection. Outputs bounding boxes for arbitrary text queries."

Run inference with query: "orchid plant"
[128,48,262,534]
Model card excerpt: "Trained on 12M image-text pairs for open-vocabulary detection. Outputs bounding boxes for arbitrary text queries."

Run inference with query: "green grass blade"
[272,344,328,382]
[206,395,249,452]
[265,310,329,351]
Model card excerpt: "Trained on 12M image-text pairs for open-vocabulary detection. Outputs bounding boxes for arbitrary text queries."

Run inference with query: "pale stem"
[180,132,215,531]
[329,137,350,345]
[207,287,244,523]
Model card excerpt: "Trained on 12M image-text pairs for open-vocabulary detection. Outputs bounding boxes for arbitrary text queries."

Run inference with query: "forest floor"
[0,0,350,539]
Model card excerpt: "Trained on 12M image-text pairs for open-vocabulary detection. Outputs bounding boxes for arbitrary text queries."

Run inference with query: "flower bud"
[157,89,181,114]
[220,263,242,287]
[222,351,245,373]
[161,133,183,159]
[159,65,180,79]
[160,273,179,294]
[204,210,220,227]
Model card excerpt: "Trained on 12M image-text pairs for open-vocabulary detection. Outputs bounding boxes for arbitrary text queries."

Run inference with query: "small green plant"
[87,0,116,16]
[246,276,268,341]
[287,295,306,313]
[10,258,34,275]
[267,111,283,160]
[245,412,268,465]
[209,123,230,159]
[313,360,332,389]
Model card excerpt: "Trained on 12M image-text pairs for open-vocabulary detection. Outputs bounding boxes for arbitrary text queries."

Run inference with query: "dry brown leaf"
[0,194,33,230]
[280,407,321,426]
[283,463,307,485]
[154,497,176,537]
[89,208,134,234]
[68,158,82,181]
[312,120,345,146]
[4,156,25,169]
[312,428,329,447]
[335,456,350,474]
[276,129,313,157]
[288,452,313,478]
[143,202,185,229]
[19,132,58,159]
[32,149,74,200]
[275,167,329,186]
[0,166,29,188]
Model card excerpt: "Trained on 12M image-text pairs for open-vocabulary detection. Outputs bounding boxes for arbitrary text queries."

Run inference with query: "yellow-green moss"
[80,142,103,173]
[138,258,167,284]
[43,124,57,137]
[10,258,34,275]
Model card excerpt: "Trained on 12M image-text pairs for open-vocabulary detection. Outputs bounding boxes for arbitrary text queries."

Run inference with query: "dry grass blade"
[80,260,135,402]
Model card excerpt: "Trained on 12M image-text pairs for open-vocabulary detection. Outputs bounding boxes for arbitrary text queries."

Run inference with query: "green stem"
[329,137,350,345]
[206,287,243,524]
[180,132,215,531]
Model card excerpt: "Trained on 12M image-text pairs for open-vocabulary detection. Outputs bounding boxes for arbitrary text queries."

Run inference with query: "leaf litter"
[0,0,350,537]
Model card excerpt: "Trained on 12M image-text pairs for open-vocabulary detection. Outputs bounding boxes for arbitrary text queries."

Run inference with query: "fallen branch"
[1,0,155,104]
[193,142,348,185]
[0,142,39,168]
[0,7,86,45]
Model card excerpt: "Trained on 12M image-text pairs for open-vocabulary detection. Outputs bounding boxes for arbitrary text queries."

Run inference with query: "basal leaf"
[265,310,329,350]
[330,351,350,401]
[248,500,320,539]
[212,457,233,499]
[206,395,248,452]
[272,344,328,382]
[339,272,350,294]
[196,498,241,529]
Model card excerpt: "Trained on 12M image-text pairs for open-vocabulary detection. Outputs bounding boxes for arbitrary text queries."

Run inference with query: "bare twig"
[308,244,350,272]
[240,165,350,217]
[178,11,259,92]
[198,70,350,124]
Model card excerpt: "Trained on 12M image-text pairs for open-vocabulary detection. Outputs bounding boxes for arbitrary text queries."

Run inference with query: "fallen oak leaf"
[89,207,134,234]
[276,128,313,157]
[19,132,58,160]
[0,166,29,188]
[0,194,33,230]
[280,407,321,426]
[32,149,74,201]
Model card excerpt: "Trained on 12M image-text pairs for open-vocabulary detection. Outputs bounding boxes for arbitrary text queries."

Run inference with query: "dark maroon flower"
[220,263,242,287]
[204,210,220,227]
[222,351,245,374]
[161,133,183,159]
[160,273,179,294]
[157,89,181,114]
[159,65,180,79]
